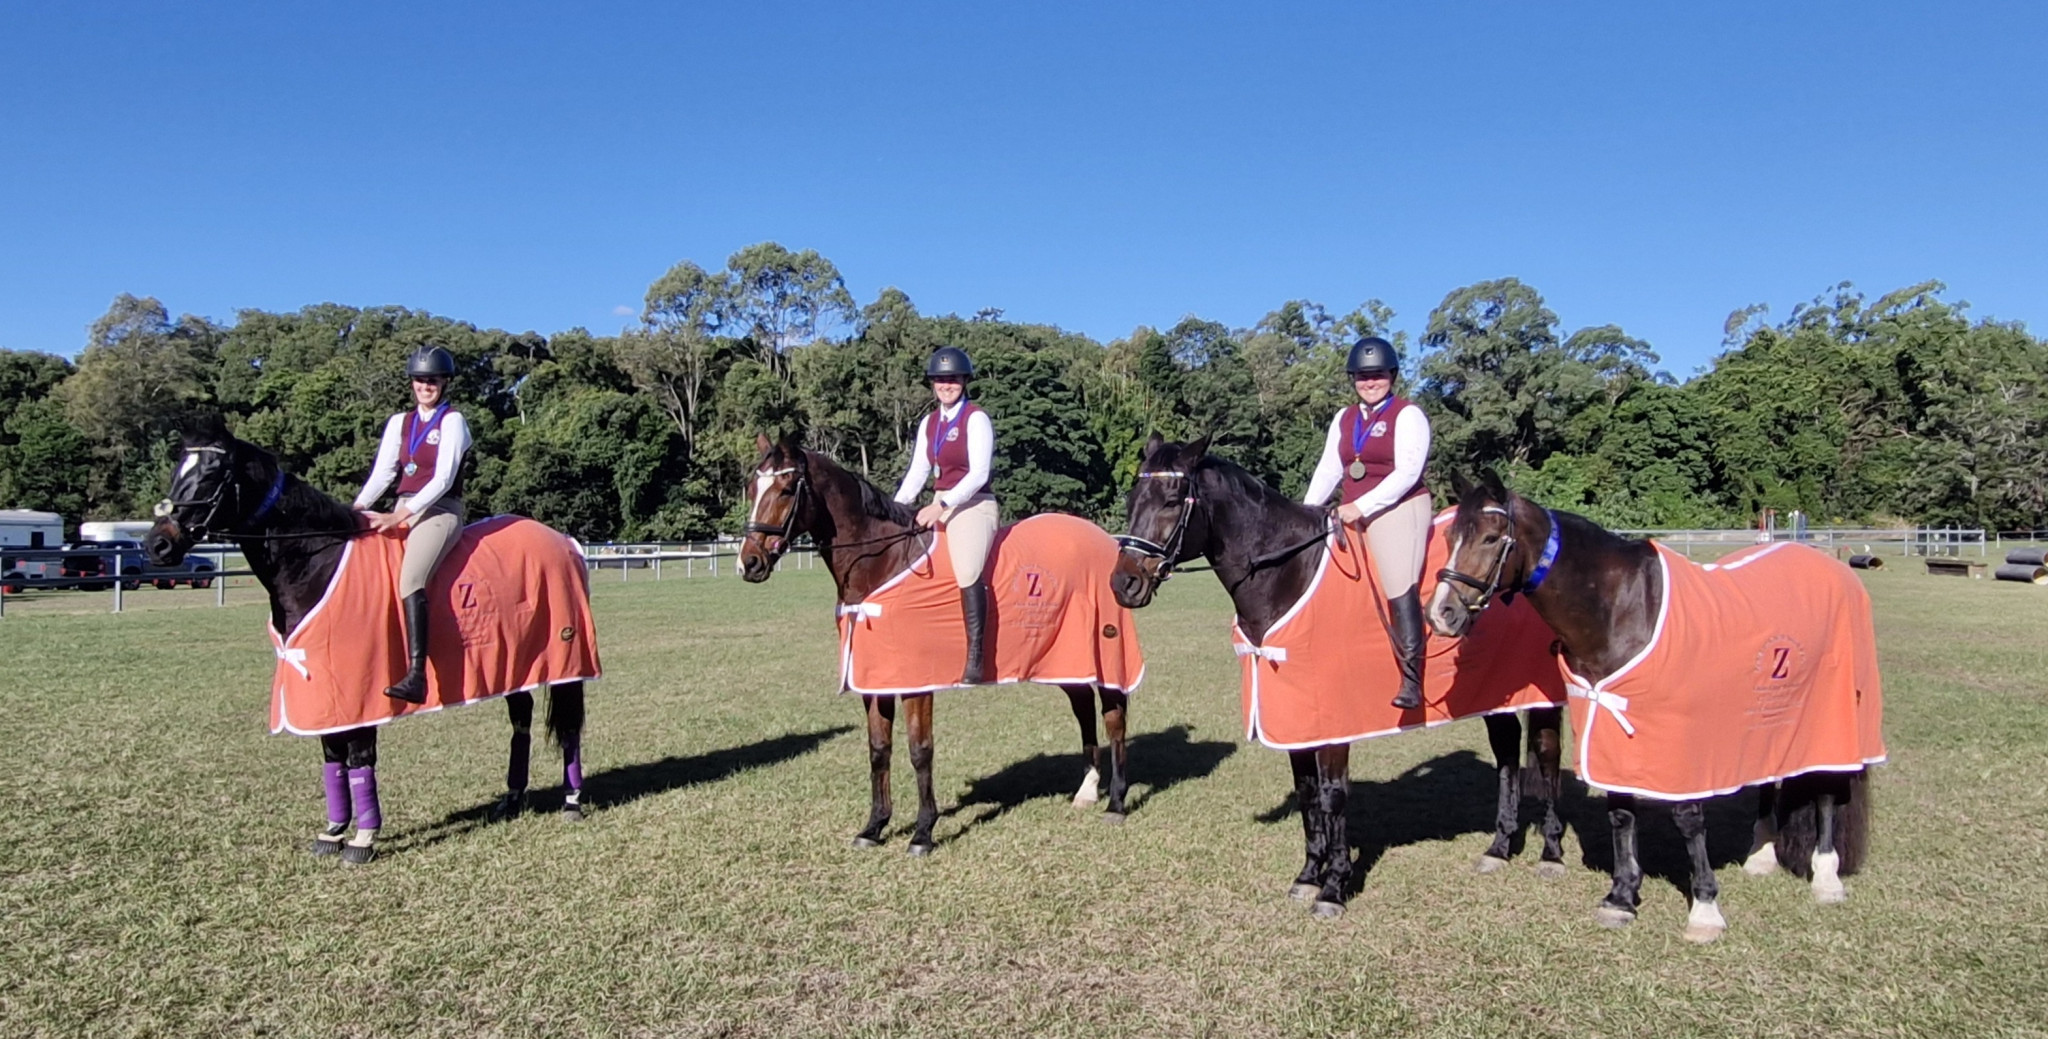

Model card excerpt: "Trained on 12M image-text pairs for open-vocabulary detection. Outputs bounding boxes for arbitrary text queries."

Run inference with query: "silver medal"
[403,462,418,477]
[1347,460,1367,480]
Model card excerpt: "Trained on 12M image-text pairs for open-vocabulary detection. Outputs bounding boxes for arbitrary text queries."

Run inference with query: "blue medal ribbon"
[404,403,449,476]
[1524,510,1562,592]
[930,404,966,464]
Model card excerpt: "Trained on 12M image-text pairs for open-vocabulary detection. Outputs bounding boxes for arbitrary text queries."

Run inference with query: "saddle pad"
[1235,511,1566,749]
[1566,542,1885,799]
[839,513,1145,695]
[267,516,602,736]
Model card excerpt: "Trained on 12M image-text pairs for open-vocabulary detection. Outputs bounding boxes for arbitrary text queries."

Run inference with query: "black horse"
[1429,471,1871,942]
[1110,435,1566,918]
[737,434,1131,855]
[143,416,588,864]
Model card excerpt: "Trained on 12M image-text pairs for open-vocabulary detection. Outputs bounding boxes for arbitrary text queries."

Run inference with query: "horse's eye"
[1481,533,1500,544]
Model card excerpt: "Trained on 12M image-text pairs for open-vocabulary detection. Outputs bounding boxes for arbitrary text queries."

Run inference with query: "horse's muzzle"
[1427,582,1472,638]
[738,536,778,583]
[144,519,189,567]
[1109,558,1156,610]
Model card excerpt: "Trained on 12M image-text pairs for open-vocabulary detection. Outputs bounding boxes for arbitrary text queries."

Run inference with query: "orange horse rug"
[1565,542,1885,800]
[838,513,1145,695]
[1235,511,1566,749]
[267,516,602,736]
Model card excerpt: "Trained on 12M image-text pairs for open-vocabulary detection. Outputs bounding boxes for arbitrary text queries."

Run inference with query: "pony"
[1429,470,1877,942]
[738,434,1138,855]
[1110,435,1568,918]
[143,415,592,864]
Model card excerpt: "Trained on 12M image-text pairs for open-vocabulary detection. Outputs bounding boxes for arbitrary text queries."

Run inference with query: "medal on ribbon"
[403,403,448,480]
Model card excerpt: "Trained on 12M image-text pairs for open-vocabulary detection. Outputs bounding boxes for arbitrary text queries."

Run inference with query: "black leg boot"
[1387,589,1427,709]
[959,583,990,685]
[384,590,431,704]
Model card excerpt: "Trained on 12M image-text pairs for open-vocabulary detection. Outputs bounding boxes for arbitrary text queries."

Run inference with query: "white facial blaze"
[178,452,203,478]
[749,471,776,525]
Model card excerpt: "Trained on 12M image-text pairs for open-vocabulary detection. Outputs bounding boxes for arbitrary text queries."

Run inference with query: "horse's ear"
[183,411,228,447]
[755,433,773,456]
[1143,431,1164,459]
[1449,470,1474,502]
[1178,434,1212,468]
[1479,467,1507,500]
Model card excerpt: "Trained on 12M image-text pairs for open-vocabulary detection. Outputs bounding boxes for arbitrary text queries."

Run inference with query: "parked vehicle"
[2,510,65,593]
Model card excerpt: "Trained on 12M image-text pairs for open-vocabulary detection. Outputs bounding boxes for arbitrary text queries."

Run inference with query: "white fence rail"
[575,541,820,581]
[1610,527,1990,558]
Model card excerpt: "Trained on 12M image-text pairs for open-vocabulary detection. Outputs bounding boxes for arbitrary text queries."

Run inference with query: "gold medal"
[1347,460,1367,480]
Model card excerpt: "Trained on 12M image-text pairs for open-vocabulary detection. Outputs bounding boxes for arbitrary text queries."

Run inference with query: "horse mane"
[240,437,363,534]
[802,448,918,528]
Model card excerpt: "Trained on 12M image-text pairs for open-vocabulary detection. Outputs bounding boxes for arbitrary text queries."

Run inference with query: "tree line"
[2,243,2043,540]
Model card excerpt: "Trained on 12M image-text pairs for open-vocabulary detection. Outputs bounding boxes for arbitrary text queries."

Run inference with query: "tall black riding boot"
[1387,589,1427,710]
[959,583,990,685]
[384,591,431,704]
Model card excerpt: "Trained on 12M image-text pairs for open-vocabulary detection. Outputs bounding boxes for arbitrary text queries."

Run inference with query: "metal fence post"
[217,548,228,607]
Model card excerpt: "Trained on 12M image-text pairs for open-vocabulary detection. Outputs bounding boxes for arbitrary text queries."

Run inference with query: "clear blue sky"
[2,2,2041,376]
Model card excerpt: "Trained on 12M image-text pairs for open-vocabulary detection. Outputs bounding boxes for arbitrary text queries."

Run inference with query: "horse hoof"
[1812,880,1847,904]
[1535,860,1569,880]
[907,842,934,858]
[1742,844,1779,877]
[850,836,883,850]
[309,838,343,858]
[1474,854,1510,875]
[489,794,526,823]
[1310,900,1346,920]
[1683,923,1726,944]
[1099,812,1126,826]
[1684,900,1727,943]
[1592,905,1636,929]
[560,804,586,824]
[340,843,377,866]
[1071,793,1098,808]
[1288,883,1320,902]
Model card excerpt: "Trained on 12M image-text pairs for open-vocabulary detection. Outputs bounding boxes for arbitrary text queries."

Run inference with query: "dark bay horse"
[143,416,588,864]
[1109,435,1566,918]
[738,434,1130,855]
[1429,471,1872,942]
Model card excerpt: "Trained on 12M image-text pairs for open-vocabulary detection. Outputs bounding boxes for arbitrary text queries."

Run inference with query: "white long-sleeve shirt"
[1302,403,1431,516]
[893,401,995,508]
[353,408,471,514]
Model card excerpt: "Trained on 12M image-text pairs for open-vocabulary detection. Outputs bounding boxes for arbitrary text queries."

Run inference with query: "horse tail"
[1774,769,1872,878]
[544,681,586,755]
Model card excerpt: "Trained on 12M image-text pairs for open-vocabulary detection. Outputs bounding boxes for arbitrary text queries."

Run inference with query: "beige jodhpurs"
[939,494,1000,587]
[397,496,465,598]
[1352,492,1433,597]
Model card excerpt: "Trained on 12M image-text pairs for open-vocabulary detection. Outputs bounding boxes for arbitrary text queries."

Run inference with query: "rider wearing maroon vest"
[893,346,1000,684]
[1303,336,1435,710]
[353,345,472,705]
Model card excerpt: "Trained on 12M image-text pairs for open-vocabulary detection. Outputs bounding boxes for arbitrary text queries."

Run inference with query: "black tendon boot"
[959,583,990,685]
[1387,589,1427,709]
[384,591,431,704]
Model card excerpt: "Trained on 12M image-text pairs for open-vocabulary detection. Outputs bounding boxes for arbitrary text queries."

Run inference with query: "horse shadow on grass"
[1252,749,1762,899]
[403,725,856,850]
[933,724,1236,847]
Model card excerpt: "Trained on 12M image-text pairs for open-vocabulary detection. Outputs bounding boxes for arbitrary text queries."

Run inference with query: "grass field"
[4,559,2047,1037]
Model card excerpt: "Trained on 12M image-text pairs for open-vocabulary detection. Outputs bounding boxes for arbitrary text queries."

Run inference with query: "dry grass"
[2,560,2045,1037]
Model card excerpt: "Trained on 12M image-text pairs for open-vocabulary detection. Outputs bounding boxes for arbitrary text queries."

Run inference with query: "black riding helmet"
[926,346,974,379]
[1346,336,1398,376]
[406,345,456,379]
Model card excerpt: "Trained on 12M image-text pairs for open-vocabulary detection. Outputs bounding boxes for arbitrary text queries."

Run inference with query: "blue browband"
[248,468,287,525]
[1524,509,1561,592]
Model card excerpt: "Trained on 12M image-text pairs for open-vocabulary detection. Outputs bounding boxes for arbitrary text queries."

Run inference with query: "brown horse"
[1429,470,1874,942]
[1110,435,1567,918]
[737,434,1133,855]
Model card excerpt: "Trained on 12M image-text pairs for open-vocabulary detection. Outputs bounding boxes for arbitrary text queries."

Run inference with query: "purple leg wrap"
[563,740,584,792]
[348,766,382,831]
[323,761,350,826]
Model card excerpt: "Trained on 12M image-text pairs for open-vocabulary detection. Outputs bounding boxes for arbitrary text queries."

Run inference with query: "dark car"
[58,541,215,592]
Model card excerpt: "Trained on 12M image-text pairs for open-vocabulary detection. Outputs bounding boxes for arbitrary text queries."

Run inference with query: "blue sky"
[1,2,2041,376]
